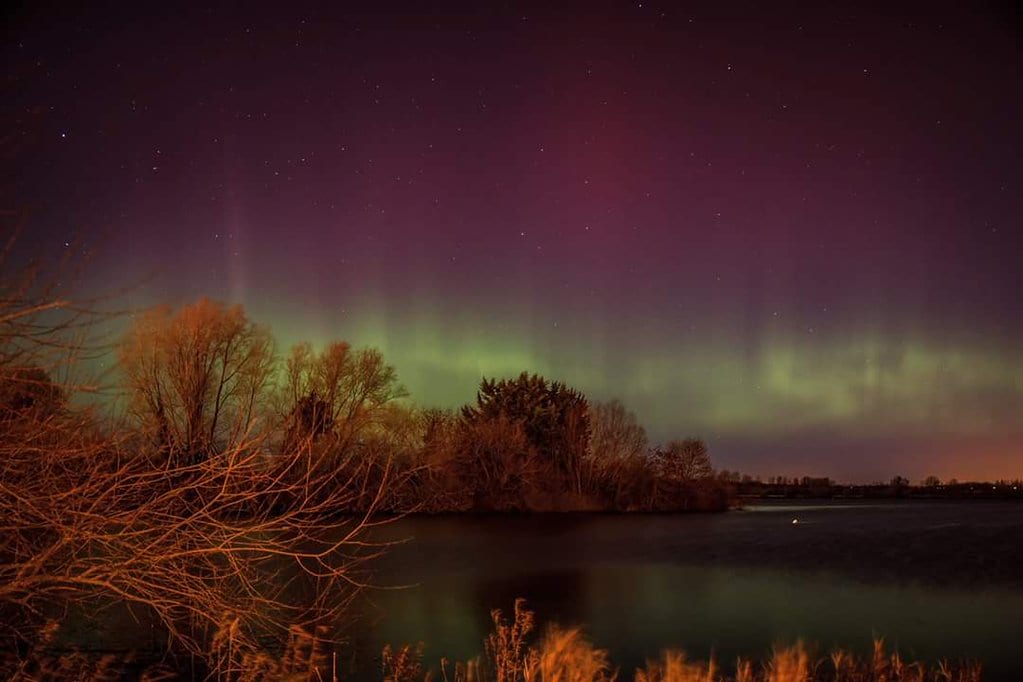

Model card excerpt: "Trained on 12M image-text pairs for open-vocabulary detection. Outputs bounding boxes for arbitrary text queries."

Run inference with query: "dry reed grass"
[637,651,716,682]
[523,626,611,682]
[386,601,983,682]
[6,600,986,681]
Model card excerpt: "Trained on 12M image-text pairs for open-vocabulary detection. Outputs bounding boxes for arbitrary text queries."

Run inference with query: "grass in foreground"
[8,599,983,681]
[379,599,982,682]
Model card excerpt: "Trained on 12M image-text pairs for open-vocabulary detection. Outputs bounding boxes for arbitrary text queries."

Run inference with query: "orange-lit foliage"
[463,373,591,495]
[279,340,406,450]
[1,261,387,676]
[119,298,276,462]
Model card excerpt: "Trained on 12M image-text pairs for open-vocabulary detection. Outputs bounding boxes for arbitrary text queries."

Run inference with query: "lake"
[349,501,1023,680]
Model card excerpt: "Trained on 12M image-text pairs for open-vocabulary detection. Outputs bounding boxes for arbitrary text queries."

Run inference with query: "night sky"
[6,2,1021,481]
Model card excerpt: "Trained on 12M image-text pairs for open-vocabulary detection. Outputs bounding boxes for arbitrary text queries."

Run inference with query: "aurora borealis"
[6,2,1021,481]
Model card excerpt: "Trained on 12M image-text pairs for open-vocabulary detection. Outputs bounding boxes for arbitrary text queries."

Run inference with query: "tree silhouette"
[654,438,713,483]
[0,365,65,419]
[586,399,649,502]
[462,372,590,492]
[589,399,647,462]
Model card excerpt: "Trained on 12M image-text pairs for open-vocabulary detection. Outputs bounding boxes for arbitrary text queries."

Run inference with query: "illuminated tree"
[119,298,276,462]
[280,341,405,451]
[3,282,381,676]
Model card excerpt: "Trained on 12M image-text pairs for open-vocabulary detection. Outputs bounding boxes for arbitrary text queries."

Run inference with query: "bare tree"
[0,227,110,394]
[280,341,405,452]
[585,399,650,504]
[589,400,648,463]
[119,298,276,462]
[654,438,713,483]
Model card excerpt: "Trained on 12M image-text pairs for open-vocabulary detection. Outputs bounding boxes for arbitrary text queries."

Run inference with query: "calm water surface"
[350,501,1023,680]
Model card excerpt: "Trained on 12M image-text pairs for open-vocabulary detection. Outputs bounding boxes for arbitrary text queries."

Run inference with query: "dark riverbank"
[733,479,1023,501]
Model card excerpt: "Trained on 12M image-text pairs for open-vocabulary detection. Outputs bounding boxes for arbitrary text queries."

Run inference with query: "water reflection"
[351,504,1023,680]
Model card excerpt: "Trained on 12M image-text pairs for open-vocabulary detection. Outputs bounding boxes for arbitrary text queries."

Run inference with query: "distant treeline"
[722,474,1023,500]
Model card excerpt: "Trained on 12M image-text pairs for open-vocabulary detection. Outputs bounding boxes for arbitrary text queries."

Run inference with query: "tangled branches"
[0,233,391,674]
[0,419,388,661]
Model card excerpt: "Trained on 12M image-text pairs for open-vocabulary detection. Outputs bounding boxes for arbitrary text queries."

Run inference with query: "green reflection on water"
[352,514,1023,681]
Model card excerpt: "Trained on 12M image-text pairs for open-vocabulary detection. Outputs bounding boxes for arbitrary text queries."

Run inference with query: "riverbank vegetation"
[11,292,734,514]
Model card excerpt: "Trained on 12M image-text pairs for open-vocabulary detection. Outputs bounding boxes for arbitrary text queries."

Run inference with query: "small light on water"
[791,518,799,525]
